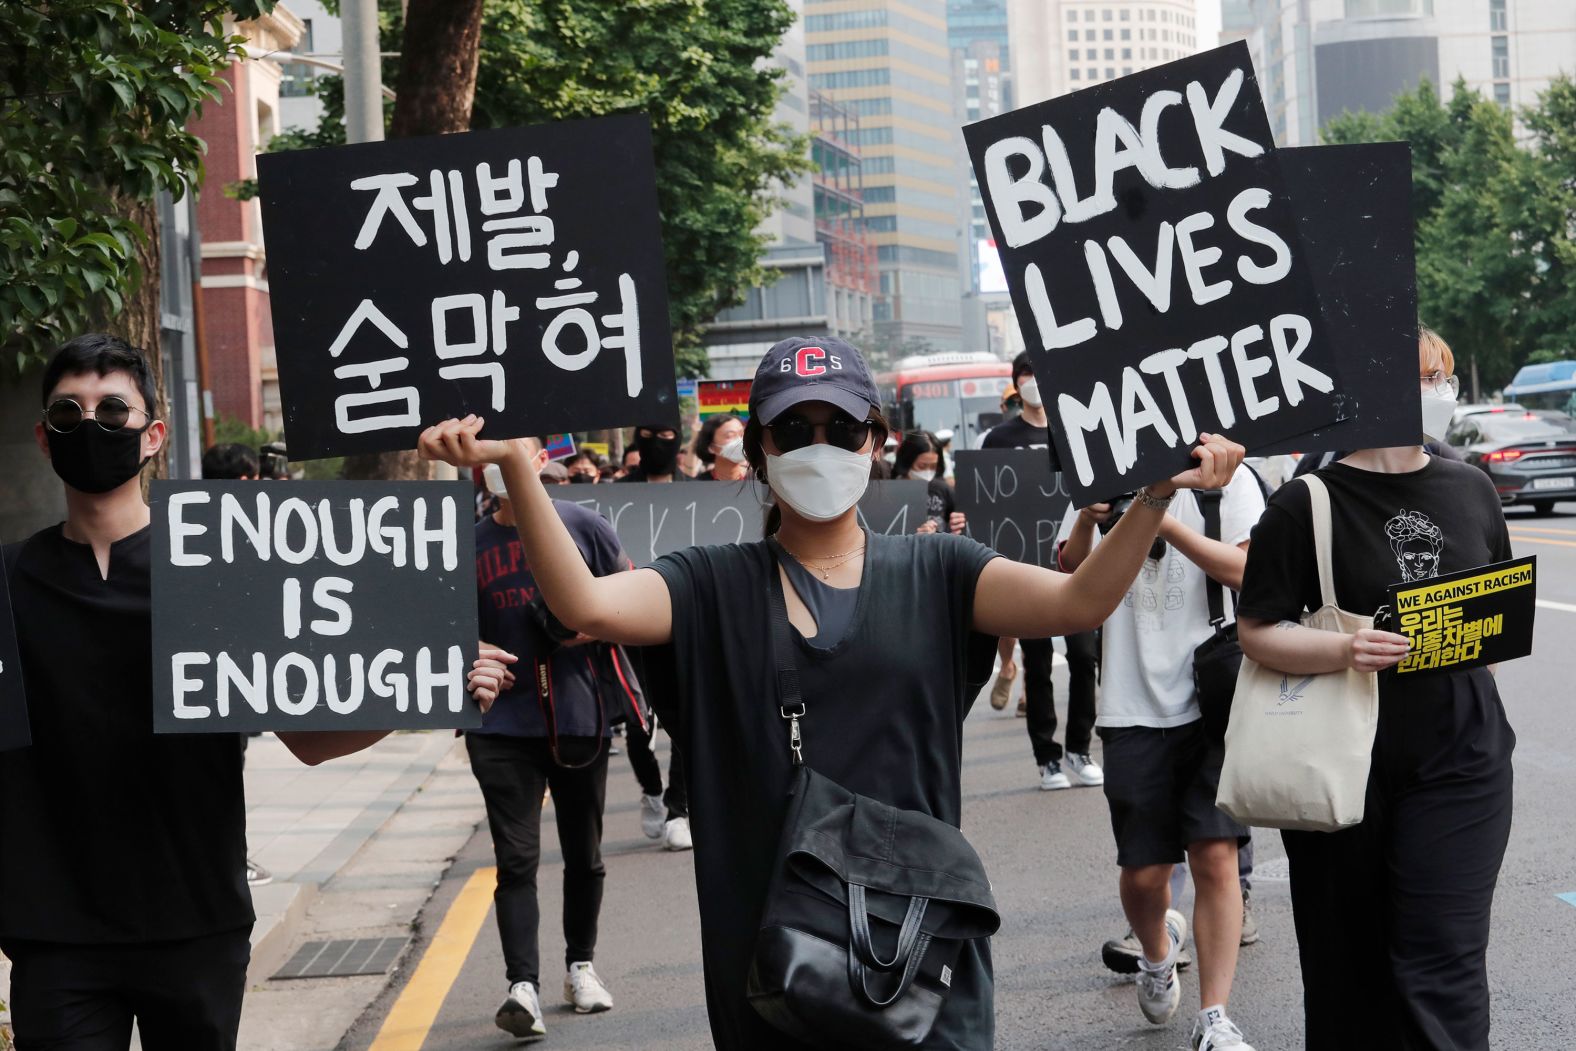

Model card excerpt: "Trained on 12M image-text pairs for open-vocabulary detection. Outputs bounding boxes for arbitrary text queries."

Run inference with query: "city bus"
[876,351,1013,450]
[1503,360,1576,417]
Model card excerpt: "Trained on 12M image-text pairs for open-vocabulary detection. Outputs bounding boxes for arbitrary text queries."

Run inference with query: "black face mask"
[569,473,595,484]
[635,433,680,477]
[46,424,150,494]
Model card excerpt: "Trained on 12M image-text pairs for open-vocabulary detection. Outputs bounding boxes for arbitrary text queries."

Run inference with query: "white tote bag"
[1216,474,1379,832]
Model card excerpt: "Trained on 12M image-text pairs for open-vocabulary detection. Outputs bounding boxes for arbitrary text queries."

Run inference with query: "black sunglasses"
[765,412,873,454]
[43,396,150,434]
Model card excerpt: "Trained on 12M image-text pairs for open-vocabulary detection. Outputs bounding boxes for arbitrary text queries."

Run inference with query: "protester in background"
[0,334,508,1051]
[893,429,965,536]
[565,452,600,484]
[617,426,686,484]
[471,452,632,1038]
[611,446,640,481]
[694,414,750,483]
[418,334,1244,1050]
[258,441,291,480]
[1060,464,1266,1050]
[1236,327,1514,1049]
[200,443,258,481]
[539,460,570,485]
[983,352,1103,790]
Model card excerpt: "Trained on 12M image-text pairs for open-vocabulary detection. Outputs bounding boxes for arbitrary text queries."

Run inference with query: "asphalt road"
[342,503,1576,1051]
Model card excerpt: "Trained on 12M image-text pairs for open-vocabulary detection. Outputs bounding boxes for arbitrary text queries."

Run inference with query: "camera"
[1096,492,1167,561]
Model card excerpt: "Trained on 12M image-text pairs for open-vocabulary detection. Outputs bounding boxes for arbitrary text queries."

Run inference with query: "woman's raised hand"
[1159,432,1246,494]
[417,416,527,469]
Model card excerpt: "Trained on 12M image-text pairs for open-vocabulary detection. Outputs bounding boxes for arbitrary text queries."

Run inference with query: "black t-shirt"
[1238,457,1516,776]
[649,531,1000,1050]
[924,476,956,530]
[980,415,1049,450]
[0,525,251,944]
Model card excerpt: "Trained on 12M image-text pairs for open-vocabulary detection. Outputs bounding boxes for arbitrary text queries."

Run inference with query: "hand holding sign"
[1347,628,1412,674]
[469,645,519,713]
[417,415,526,470]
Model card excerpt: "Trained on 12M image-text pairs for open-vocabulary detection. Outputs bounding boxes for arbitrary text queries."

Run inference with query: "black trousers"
[466,733,609,986]
[1282,671,1514,1050]
[623,721,688,819]
[1022,631,1099,764]
[1,928,250,1051]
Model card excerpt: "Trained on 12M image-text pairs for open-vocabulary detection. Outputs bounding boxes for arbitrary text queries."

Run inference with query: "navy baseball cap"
[749,336,881,425]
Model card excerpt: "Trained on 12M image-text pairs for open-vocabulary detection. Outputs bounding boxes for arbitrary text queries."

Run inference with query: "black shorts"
[1098,719,1249,868]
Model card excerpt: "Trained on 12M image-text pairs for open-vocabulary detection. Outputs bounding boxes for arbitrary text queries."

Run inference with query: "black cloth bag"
[746,553,999,1048]
[1191,489,1242,743]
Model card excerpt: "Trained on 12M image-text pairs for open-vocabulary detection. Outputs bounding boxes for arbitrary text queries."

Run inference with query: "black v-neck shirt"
[0,525,252,944]
[649,530,1000,1050]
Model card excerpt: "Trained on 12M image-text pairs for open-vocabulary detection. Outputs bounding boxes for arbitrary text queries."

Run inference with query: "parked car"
[1451,402,1524,427]
[1447,410,1576,514]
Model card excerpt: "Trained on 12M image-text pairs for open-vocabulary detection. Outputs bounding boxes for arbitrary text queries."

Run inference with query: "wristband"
[1134,486,1174,512]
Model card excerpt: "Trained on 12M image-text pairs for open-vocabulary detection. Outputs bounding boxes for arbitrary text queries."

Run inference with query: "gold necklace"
[778,540,867,581]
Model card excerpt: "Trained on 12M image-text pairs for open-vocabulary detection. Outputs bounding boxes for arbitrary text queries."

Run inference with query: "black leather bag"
[1191,489,1243,744]
[746,555,1000,1049]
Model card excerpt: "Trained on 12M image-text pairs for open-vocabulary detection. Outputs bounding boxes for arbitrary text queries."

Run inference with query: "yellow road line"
[1508,525,1576,537]
[1508,533,1576,549]
[368,866,497,1051]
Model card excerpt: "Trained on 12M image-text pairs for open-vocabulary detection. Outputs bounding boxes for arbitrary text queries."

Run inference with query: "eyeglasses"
[1421,371,1460,397]
[765,413,874,454]
[42,396,150,434]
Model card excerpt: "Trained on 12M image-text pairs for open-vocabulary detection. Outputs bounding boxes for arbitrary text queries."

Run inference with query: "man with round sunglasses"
[0,334,510,1051]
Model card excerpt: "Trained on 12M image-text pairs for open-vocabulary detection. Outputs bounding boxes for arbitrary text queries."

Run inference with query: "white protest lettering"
[1174,211,1233,306]
[282,577,303,640]
[1106,223,1174,314]
[328,300,409,358]
[1043,125,1108,224]
[171,653,211,719]
[351,173,425,249]
[1225,188,1291,284]
[311,577,354,636]
[1084,240,1124,330]
[1119,366,1181,470]
[221,491,270,563]
[274,499,320,566]
[1269,313,1332,405]
[218,652,268,718]
[413,497,458,572]
[1058,385,1123,487]
[370,649,409,711]
[168,491,211,567]
[1185,68,1265,177]
[1185,335,1236,428]
[1138,91,1200,189]
[416,645,465,714]
[320,498,367,566]
[1139,348,1199,445]
[367,497,408,567]
[1025,262,1098,349]
[273,653,319,716]
[982,136,1061,247]
[1229,324,1280,420]
[324,654,366,715]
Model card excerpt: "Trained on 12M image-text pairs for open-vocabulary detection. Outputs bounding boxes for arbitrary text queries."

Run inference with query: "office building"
[1010,0,1201,107]
[807,0,965,354]
[811,90,880,339]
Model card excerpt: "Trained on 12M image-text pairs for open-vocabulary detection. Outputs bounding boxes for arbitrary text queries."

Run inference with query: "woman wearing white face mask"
[694,413,750,482]
[1236,326,1515,1049]
[894,429,966,536]
[418,335,1245,1051]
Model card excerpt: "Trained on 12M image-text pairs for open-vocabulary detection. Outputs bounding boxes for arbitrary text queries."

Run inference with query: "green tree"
[1323,78,1576,391]
[1520,76,1576,363]
[1,0,273,371]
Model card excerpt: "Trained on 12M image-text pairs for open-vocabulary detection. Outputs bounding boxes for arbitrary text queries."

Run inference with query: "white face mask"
[716,437,747,464]
[1420,384,1457,442]
[1018,377,1043,408]
[909,467,936,482]
[766,444,872,522]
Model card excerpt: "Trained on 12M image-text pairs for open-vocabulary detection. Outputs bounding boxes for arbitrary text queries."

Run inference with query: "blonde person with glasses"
[1235,327,1516,1049]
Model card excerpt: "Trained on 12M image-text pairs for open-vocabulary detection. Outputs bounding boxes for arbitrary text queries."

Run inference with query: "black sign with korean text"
[1256,142,1421,455]
[150,481,481,733]
[565,481,928,566]
[258,114,678,460]
[965,42,1344,505]
[1387,556,1536,676]
[0,561,29,753]
[953,450,1073,569]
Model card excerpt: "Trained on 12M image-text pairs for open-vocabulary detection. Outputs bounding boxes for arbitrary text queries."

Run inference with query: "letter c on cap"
[795,346,828,377]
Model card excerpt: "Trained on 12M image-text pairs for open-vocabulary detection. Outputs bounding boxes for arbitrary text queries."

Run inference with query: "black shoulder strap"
[764,541,807,765]
[1197,489,1226,629]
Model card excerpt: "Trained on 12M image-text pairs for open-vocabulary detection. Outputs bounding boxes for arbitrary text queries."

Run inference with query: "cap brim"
[755,382,877,425]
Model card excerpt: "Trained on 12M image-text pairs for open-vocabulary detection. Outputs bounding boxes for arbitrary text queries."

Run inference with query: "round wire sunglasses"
[42,396,151,434]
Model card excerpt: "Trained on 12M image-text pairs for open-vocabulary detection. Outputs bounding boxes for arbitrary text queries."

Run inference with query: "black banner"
[953,450,1073,569]
[151,481,481,733]
[564,480,928,566]
[0,561,28,753]
[1388,556,1536,676]
[965,42,1343,504]
[258,114,678,460]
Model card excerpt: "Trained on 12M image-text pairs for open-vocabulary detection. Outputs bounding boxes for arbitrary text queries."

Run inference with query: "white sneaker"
[1039,760,1071,790]
[494,980,546,1040]
[1192,1013,1256,1050]
[640,793,666,839]
[1065,752,1104,786]
[564,961,614,1014]
[663,815,693,851]
[1136,910,1188,1024]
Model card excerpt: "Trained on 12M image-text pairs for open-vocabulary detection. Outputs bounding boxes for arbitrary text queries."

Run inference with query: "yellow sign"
[1388,556,1536,676]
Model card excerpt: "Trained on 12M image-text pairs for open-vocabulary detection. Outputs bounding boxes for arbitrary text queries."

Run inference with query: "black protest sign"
[964,42,1343,505]
[1389,557,1536,677]
[953,450,1073,569]
[1256,142,1420,455]
[258,114,678,460]
[568,480,930,565]
[151,481,481,733]
[0,562,29,753]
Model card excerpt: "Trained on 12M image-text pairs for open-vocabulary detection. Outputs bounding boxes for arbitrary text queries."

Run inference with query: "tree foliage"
[0,0,272,370]
[1323,77,1576,389]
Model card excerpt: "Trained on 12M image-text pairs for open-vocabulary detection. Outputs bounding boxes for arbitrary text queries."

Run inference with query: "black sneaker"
[1101,927,1193,974]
